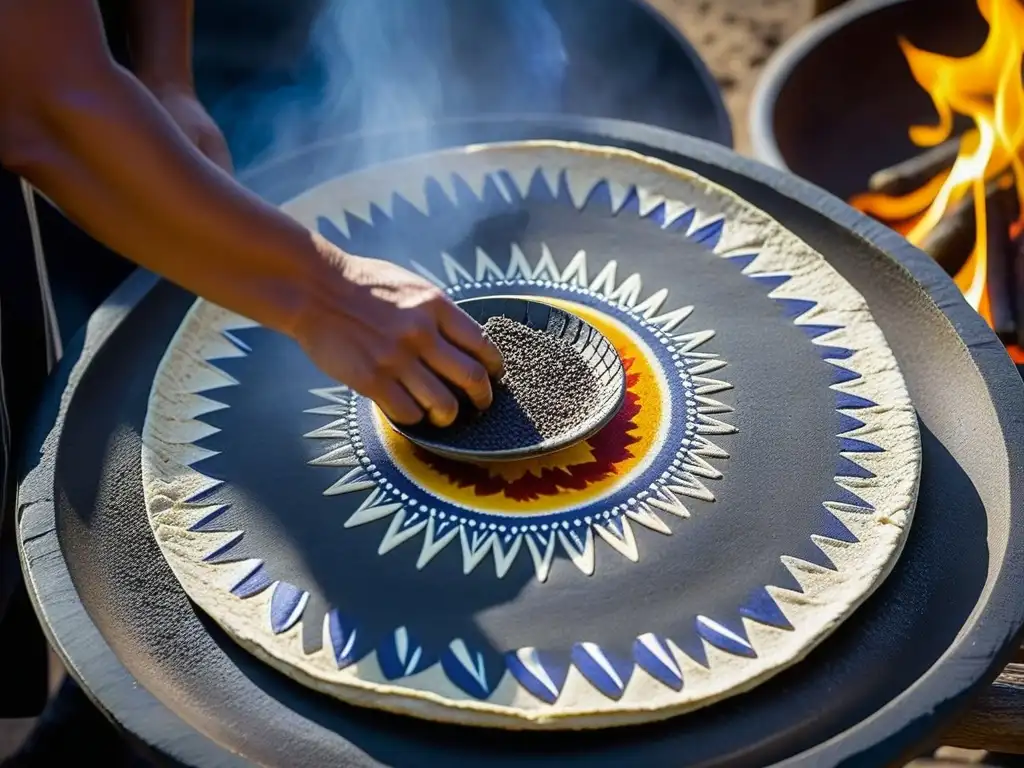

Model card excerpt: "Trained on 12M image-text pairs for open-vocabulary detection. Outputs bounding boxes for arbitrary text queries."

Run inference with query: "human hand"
[151,85,233,173]
[294,248,505,427]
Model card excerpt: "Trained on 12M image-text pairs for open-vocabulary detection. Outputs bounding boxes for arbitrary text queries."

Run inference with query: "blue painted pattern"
[185,164,883,705]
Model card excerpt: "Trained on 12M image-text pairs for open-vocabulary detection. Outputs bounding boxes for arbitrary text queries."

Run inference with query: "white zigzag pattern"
[306,231,737,582]
[143,162,896,708]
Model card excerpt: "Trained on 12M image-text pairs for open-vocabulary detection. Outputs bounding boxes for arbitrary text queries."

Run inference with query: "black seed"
[406,316,604,452]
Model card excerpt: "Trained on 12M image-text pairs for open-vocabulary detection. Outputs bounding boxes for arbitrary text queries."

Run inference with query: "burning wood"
[848,0,1024,363]
[1014,222,1024,345]
[985,178,1018,339]
[913,175,1014,275]
[867,137,961,197]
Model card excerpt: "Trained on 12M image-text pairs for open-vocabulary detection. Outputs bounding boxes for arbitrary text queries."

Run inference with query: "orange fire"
[849,0,1024,362]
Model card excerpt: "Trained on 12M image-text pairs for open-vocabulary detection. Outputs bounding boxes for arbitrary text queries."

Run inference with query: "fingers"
[305,275,507,424]
[435,301,505,377]
[401,361,461,427]
[421,335,495,411]
[200,129,234,174]
[371,379,423,426]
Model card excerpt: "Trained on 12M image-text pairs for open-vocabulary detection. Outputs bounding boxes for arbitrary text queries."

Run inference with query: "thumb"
[200,130,234,174]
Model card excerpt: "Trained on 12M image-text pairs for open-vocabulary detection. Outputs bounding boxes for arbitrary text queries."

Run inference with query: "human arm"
[0,0,501,426]
[126,0,232,170]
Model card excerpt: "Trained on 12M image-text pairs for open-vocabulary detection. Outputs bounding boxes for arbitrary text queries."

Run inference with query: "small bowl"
[391,297,627,462]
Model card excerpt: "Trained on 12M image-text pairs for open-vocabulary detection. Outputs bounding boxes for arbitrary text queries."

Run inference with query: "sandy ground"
[0,1,1005,765]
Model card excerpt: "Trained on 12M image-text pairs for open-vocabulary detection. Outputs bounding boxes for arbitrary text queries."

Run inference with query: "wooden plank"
[813,0,852,15]
[944,663,1024,754]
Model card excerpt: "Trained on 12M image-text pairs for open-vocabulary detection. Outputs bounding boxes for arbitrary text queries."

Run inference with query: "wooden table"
[941,659,1024,754]
[813,0,853,14]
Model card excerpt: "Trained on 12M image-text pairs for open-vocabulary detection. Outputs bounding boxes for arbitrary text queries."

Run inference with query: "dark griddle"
[17,116,1024,768]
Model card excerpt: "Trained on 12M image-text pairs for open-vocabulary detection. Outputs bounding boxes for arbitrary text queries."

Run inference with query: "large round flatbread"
[141,141,920,729]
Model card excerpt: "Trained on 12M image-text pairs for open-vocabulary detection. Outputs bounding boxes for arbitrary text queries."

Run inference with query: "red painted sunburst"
[414,358,644,501]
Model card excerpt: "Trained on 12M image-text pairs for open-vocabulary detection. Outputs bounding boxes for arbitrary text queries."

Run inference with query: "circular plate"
[397,297,627,462]
[140,141,918,730]
[16,117,1024,766]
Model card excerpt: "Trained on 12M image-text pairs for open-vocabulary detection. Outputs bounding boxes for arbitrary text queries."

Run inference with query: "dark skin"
[127,0,235,172]
[0,0,502,427]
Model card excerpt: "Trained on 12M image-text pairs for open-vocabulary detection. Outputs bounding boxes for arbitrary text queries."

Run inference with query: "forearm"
[1,63,333,336]
[128,0,194,91]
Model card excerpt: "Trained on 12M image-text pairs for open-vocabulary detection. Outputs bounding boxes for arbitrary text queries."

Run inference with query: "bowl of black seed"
[395,297,627,462]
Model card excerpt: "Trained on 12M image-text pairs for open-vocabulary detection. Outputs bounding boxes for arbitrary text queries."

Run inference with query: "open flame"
[849,0,1024,360]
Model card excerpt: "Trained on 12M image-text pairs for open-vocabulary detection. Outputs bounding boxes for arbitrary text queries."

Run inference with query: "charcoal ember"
[408,316,602,451]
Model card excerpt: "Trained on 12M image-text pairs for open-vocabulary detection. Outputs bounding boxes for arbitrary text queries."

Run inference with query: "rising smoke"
[195,0,568,176]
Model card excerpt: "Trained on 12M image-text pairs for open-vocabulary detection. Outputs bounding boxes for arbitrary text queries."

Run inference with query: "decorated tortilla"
[141,141,920,729]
